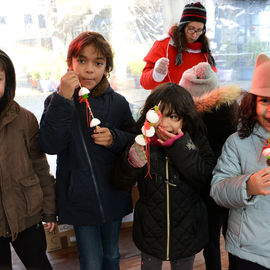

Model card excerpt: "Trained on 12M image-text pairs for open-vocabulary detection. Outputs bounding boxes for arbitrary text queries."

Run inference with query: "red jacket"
[140,34,217,90]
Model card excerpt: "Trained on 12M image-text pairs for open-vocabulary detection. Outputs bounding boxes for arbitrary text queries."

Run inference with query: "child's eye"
[77,58,85,64]
[259,98,270,105]
[96,62,104,66]
[170,114,179,120]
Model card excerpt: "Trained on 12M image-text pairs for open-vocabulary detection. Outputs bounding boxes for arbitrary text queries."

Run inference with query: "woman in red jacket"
[140,2,216,90]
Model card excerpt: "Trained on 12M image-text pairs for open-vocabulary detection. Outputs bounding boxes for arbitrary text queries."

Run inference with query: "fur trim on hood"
[194,85,241,113]
[90,75,109,98]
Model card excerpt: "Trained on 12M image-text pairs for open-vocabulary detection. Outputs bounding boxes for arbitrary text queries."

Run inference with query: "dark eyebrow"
[77,54,105,61]
[77,54,87,59]
[96,56,106,61]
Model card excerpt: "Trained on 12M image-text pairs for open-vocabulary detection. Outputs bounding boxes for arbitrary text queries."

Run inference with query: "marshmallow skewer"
[262,147,270,166]
[135,105,161,146]
[78,85,101,128]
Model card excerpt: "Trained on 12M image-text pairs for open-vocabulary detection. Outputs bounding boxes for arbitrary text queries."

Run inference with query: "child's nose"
[85,63,94,73]
[160,118,168,128]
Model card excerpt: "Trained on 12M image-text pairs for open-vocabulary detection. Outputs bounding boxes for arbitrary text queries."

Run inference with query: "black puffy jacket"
[114,133,215,260]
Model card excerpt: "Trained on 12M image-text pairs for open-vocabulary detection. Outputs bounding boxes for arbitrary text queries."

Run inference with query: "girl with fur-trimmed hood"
[180,61,241,270]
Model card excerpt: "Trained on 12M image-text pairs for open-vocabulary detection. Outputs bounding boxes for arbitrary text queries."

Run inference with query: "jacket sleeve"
[108,97,136,155]
[210,135,257,209]
[28,112,56,219]
[166,133,216,191]
[112,143,144,192]
[39,92,75,154]
[140,40,168,90]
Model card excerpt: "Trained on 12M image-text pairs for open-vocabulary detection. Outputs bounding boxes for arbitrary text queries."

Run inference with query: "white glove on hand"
[128,143,147,168]
[153,57,169,82]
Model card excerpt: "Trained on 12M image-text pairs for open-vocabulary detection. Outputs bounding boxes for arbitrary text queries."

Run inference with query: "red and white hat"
[250,54,270,97]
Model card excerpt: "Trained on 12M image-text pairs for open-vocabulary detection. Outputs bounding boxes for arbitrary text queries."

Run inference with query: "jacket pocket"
[20,174,43,216]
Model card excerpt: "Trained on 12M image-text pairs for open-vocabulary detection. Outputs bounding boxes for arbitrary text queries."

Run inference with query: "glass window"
[24,14,33,26]
[1,0,269,178]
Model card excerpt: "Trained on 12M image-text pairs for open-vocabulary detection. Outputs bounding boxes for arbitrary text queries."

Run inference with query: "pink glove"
[128,143,147,168]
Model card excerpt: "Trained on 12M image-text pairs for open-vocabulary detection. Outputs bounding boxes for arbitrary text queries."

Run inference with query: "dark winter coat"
[194,85,241,211]
[0,101,56,240]
[113,133,215,261]
[39,83,135,225]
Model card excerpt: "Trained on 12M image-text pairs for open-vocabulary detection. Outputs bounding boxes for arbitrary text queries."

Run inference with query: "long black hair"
[171,24,216,67]
[137,82,207,140]
[0,49,16,115]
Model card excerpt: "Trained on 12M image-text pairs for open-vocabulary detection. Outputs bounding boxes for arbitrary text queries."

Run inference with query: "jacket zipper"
[165,156,170,260]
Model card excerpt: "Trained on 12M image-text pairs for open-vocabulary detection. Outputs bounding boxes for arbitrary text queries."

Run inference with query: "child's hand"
[128,142,147,168]
[59,71,80,100]
[247,167,270,197]
[91,126,113,147]
[156,127,183,145]
[43,222,56,233]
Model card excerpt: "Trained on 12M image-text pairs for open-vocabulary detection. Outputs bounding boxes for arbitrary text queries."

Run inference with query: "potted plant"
[127,60,145,88]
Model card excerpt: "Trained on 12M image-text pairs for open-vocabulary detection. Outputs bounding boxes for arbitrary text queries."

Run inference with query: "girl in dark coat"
[113,83,215,270]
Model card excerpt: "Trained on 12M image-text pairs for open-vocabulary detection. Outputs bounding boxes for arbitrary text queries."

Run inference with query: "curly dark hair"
[136,82,206,140]
[237,92,257,139]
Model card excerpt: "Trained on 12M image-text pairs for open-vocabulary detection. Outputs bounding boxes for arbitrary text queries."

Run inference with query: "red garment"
[140,36,217,90]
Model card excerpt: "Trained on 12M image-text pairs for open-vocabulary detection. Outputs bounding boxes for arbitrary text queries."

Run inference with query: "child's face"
[154,108,183,136]
[71,44,107,90]
[256,96,270,132]
[0,69,5,98]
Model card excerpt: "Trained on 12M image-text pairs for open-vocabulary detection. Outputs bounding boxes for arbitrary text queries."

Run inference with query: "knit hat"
[179,62,218,97]
[179,2,207,31]
[250,54,270,97]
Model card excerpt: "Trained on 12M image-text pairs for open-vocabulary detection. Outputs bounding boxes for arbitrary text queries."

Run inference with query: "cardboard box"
[45,223,77,252]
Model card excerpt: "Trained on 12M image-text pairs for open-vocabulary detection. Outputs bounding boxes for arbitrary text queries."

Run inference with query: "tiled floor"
[12,226,229,270]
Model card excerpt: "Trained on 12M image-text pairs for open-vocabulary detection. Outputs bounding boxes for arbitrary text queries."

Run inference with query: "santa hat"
[179,2,207,31]
[179,62,218,97]
[250,54,270,97]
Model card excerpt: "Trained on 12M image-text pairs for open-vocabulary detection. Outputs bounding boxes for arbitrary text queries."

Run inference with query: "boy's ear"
[104,71,108,78]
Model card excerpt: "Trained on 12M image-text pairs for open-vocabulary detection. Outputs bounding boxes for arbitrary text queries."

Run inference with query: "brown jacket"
[0,101,56,240]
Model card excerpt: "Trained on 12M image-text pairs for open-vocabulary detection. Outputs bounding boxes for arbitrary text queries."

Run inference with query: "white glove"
[153,57,169,82]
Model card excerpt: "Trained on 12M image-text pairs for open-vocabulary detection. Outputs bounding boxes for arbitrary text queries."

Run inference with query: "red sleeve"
[140,39,169,90]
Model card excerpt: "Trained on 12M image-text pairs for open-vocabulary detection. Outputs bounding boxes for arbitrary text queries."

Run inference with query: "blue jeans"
[74,220,122,270]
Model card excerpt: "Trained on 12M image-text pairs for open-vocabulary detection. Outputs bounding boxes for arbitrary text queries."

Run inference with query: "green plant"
[219,41,238,69]
[127,60,145,76]
[246,37,269,66]
[29,70,41,80]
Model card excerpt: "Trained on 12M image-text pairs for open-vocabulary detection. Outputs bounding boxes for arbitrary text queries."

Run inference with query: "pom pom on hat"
[179,62,218,97]
[179,2,207,31]
[249,54,270,97]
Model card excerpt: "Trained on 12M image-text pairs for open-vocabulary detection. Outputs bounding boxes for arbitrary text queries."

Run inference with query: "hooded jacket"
[39,78,135,225]
[211,124,270,268]
[193,85,241,209]
[0,100,56,240]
